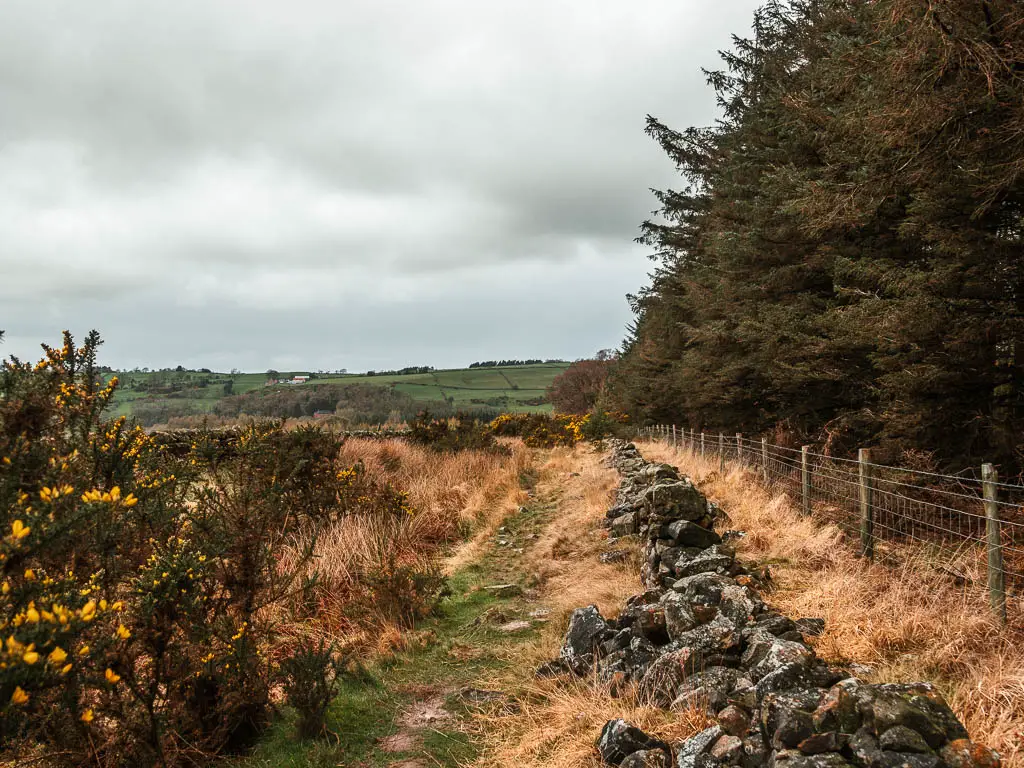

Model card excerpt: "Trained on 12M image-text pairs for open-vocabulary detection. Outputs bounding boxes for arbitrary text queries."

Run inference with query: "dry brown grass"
[471,445,710,768]
[641,441,1024,766]
[474,676,712,768]
[283,438,531,653]
[339,437,531,550]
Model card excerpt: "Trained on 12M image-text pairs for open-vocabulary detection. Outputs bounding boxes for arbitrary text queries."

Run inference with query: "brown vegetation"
[641,441,1024,767]
[285,437,532,654]
[547,360,612,415]
[471,446,710,768]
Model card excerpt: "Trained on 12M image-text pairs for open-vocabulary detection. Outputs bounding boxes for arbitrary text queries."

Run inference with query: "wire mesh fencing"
[638,424,1024,624]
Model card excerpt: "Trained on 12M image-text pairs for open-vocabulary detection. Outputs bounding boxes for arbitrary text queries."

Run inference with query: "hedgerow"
[487,412,588,447]
[0,332,423,764]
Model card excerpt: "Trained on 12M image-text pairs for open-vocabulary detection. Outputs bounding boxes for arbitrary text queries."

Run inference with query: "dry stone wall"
[545,440,1001,768]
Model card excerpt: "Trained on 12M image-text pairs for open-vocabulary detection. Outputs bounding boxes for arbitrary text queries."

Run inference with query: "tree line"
[607,0,1024,472]
[468,359,563,368]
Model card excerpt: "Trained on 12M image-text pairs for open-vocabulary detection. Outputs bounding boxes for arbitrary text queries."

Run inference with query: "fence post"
[672,424,677,449]
[690,428,696,452]
[761,438,769,482]
[801,446,810,516]
[719,432,725,473]
[736,433,743,464]
[700,432,706,459]
[982,463,1007,625]
[859,448,874,561]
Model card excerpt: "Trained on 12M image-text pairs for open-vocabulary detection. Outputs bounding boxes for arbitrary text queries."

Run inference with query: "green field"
[105,363,570,421]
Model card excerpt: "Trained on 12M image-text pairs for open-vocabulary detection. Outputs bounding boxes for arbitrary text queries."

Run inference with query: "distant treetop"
[468,359,562,368]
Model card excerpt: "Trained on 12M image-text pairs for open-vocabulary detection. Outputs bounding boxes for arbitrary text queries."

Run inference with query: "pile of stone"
[544,440,1000,768]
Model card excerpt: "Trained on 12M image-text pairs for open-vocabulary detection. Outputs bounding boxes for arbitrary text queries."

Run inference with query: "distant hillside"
[105,362,569,426]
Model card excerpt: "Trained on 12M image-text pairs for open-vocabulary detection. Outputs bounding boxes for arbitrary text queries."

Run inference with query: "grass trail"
[242,450,573,767]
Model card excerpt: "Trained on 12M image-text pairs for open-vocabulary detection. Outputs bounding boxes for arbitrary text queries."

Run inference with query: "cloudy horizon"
[0,0,759,372]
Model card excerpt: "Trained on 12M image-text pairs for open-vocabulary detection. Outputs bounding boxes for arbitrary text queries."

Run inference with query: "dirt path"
[242,444,636,768]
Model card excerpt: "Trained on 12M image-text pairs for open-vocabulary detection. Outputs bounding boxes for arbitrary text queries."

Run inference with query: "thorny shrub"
[407,411,501,453]
[279,638,346,740]
[488,412,589,448]
[0,332,434,765]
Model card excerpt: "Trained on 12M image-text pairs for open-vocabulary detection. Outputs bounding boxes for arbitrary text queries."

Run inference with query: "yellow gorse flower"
[10,687,28,705]
[10,520,29,540]
[48,646,67,664]
[115,624,131,640]
[80,708,94,723]
[104,668,120,684]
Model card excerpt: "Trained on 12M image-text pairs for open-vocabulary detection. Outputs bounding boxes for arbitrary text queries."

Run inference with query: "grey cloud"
[0,0,759,369]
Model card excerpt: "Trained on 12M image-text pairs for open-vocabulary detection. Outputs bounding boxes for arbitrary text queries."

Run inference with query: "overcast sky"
[0,0,759,372]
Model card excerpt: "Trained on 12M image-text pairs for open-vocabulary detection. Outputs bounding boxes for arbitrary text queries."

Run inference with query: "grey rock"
[676,726,723,768]
[742,734,770,768]
[796,732,846,755]
[711,735,745,764]
[612,512,640,538]
[639,647,700,708]
[672,666,738,713]
[618,602,669,644]
[601,628,638,656]
[813,679,863,734]
[718,705,752,737]
[876,753,942,768]
[718,584,762,627]
[623,749,672,768]
[749,639,814,683]
[642,481,709,522]
[676,553,736,578]
[672,572,737,606]
[867,683,968,749]
[599,638,659,692]
[671,613,742,657]
[762,690,823,749]
[751,614,799,638]
[666,520,722,549]
[755,663,828,703]
[597,719,669,765]
[559,605,614,675]
[879,726,933,754]
[662,592,701,640]
[770,750,852,768]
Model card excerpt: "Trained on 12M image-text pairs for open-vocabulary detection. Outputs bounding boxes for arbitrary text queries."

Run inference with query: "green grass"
[106,363,570,421]
[241,487,560,768]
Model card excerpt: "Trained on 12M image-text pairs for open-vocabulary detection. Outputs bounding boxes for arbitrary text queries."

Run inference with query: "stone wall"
[545,441,1000,768]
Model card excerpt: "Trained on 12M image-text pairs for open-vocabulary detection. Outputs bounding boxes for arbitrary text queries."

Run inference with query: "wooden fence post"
[983,463,1007,625]
[859,448,874,560]
[672,424,677,449]
[719,432,725,473]
[690,428,696,451]
[700,432,706,459]
[801,446,810,516]
[736,434,743,463]
[761,438,769,482]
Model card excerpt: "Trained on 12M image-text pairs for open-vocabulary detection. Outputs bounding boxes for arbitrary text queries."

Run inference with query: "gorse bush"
[407,411,500,453]
[279,638,346,740]
[0,332,432,765]
[487,412,589,448]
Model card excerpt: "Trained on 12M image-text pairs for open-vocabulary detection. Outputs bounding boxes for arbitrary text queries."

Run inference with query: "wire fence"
[638,424,1024,624]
